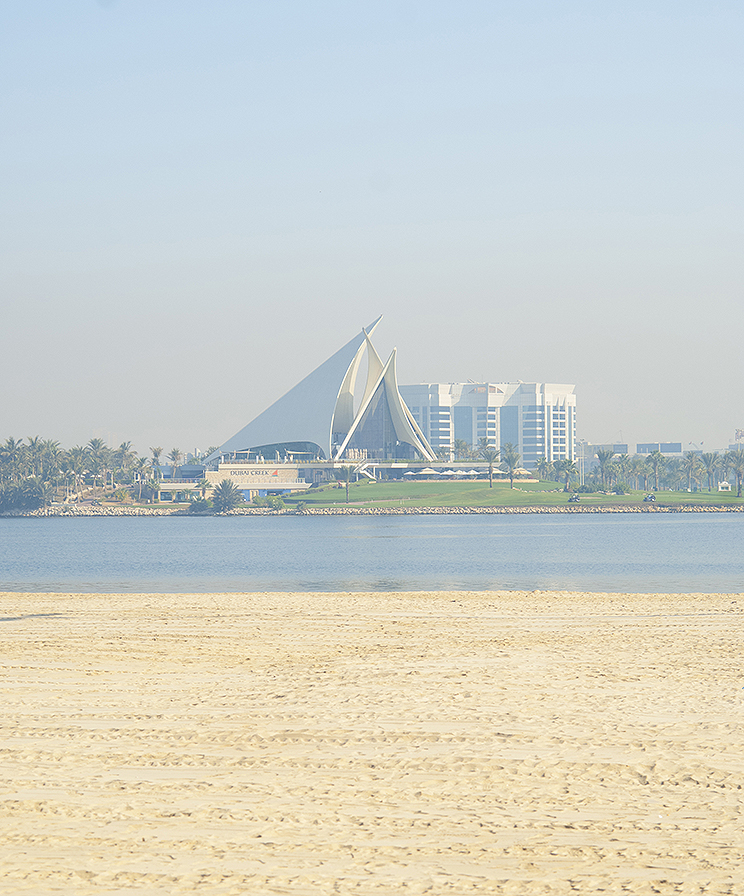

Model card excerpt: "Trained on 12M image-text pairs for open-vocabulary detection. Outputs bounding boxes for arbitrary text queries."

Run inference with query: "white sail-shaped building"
[206,318,435,464]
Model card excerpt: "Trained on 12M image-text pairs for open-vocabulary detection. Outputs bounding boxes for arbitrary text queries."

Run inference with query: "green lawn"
[284,480,744,509]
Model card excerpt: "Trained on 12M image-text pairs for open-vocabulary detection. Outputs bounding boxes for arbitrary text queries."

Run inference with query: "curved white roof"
[206,317,382,462]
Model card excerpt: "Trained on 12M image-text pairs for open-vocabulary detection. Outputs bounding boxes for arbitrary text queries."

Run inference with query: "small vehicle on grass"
[643,494,656,503]
[568,494,580,503]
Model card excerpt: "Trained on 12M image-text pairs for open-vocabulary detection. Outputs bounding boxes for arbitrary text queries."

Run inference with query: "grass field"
[284,479,744,509]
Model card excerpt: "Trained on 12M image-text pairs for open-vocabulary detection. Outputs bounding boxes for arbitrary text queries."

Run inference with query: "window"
[500,406,519,446]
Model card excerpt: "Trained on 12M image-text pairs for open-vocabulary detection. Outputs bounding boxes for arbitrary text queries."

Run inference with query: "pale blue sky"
[2,1,742,454]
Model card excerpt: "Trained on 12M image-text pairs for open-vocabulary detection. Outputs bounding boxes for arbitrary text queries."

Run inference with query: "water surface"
[1,513,742,593]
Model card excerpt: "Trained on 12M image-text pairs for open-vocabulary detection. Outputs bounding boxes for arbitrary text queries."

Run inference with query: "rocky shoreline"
[293,504,744,514]
[5,502,744,517]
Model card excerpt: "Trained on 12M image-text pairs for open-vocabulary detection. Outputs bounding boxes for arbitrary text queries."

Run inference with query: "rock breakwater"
[6,503,743,518]
[292,504,744,515]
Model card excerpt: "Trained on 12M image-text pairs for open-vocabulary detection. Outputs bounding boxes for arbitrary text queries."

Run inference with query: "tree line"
[537,448,744,496]
[0,437,221,512]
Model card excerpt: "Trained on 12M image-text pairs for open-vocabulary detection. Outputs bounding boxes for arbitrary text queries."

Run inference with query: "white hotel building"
[399,382,577,467]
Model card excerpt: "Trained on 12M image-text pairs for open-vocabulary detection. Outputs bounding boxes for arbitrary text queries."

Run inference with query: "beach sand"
[0,590,742,895]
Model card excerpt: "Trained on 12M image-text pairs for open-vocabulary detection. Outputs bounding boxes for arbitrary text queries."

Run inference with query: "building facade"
[399,382,576,467]
[636,442,682,456]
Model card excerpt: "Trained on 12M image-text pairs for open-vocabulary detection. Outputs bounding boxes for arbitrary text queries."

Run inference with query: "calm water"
[0,513,743,593]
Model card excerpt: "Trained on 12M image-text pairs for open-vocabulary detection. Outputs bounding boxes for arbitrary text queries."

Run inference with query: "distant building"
[398,382,576,467]
[587,443,629,456]
[636,442,683,456]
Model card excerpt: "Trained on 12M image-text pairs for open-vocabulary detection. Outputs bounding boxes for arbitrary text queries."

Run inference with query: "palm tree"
[41,439,62,483]
[21,476,53,510]
[500,443,521,489]
[0,437,26,485]
[67,446,89,500]
[615,453,632,485]
[718,451,732,486]
[453,439,469,461]
[594,448,615,488]
[132,457,149,502]
[211,479,244,513]
[168,448,183,483]
[196,478,212,500]
[554,458,578,492]
[115,442,136,484]
[26,436,44,477]
[629,455,649,490]
[700,452,718,491]
[336,465,355,502]
[478,446,500,488]
[150,447,164,480]
[38,439,63,502]
[534,456,552,481]
[87,438,109,492]
[605,461,619,488]
[726,451,744,497]
[681,452,700,491]
[647,450,666,491]
[662,457,683,490]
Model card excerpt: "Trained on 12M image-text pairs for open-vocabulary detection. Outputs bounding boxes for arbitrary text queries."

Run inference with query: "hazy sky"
[2,1,742,456]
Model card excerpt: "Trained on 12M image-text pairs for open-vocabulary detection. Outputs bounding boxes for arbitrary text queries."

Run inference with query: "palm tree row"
[536,449,744,496]
[432,440,524,488]
[0,436,208,511]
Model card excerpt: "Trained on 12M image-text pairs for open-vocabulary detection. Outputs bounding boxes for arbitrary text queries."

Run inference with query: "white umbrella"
[417,468,438,475]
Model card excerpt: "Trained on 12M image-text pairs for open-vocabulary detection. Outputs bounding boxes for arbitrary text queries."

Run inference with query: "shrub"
[211,479,244,513]
[188,497,212,514]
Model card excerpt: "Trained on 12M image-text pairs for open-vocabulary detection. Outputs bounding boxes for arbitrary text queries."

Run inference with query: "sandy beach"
[0,591,742,895]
